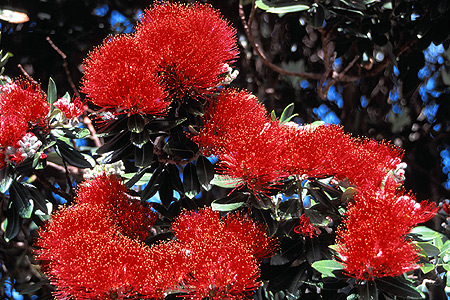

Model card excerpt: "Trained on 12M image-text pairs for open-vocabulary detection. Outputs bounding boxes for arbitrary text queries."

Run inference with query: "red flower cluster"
[54,95,84,119]
[81,3,237,115]
[198,88,403,194]
[172,207,277,299]
[0,79,49,168]
[36,177,276,299]
[336,180,437,280]
[294,215,319,238]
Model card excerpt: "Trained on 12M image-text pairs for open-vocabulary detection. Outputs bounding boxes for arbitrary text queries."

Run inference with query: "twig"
[17,64,37,84]
[46,36,81,98]
[83,116,102,148]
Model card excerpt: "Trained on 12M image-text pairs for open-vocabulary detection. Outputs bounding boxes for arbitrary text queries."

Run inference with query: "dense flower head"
[54,95,84,119]
[172,207,275,298]
[76,173,157,241]
[198,88,404,194]
[81,34,169,116]
[294,214,319,238]
[36,204,184,299]
[336,180,437,280]
[0,79,49,167]
[136,2,238,99]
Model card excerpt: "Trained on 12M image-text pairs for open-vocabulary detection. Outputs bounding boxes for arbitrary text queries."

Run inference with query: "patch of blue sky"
[52,183,67,204]
[4,278,23,300]
[389,87,399,102]
[392,103,402,114]
[360,96,368,108]
[393,65,400,76]
[327,85,343,108]
[426,75,437,91]
[333,57,342,69]
[424,42,444,64]
[419,85,428,102]
[300,80,309,89]
[94,4,109,17]
[313,104,340,124]
[110,10,133,33]
[424,102,439,122]
[433,123,441,131]
[136,9,144,20]
[441,147,450,190]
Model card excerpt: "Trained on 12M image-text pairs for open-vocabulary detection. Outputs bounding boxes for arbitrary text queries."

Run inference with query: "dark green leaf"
[311,260,344,278]
[358,280,378,300]
[134,142,154,167]
[127,114,146,133]
[47,77,57,108]
[183,163,200,199]
[0,167,13,193]
[55,139,94,168]
[141,165,164,201]
[210,174,243,188]
[304,209,330,226]
[330,6,364,16]
[24,184,49,214]
[196,156,215,188]
[3,200,23,242]
[9,181,34,218]
[163,140,195,160]
[168,164,184,194]
[306,238,322,264]
[19,280,49,295]
[102,142,134,164]
[96,130,131,154]
[159,170,173,209]
[131,130,150,148]
[375,276,425,299]
[414,241,440,257]
[256,0,310,13]
[211,193,250,212]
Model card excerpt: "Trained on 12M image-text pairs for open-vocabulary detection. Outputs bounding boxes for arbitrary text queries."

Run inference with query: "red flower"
[198,89,404,194]
[81,35,169,116]
[294,214,319,238]
[76,173,157,241]
[336,181,437,280]
[172,207,271,299]
[54,95,84,119]
[36,204,184,299]
[0,79,49,166]
[0,79,49,126]
[135,3,238,99]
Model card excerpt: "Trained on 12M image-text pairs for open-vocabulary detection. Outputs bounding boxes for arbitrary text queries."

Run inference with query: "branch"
[46,36,81,98]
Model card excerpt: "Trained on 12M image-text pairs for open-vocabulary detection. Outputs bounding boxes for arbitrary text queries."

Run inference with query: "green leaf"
[183,163,200,199]
[420,263,435,274]
[256,0,310,14]
[127,114,146,133]
[19,280,49,295]
[375,276,425,299]
[311,260,344,278]
[3,200,23,242]
[411,226,446,242]
[211,193,250,212]
[123,171,153,187]
[304,209,330,226]
[279,103,299,124]
[212,201,245,212]
[47,77,57,108]
[440,240,450,254]
[55,139,94,168]
[414,241,440,257]
[210,174,243,188]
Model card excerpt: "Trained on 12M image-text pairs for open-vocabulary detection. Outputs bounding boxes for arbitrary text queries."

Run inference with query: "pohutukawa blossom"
[81,35,169,116]
[336,181,437,280]
[172,207,274,299]
[198,88,405,194]
[294,214,319,238]
[0,79,49,166]
[36,204,184,299]
[54,95,84,119]
[76,173,156,241]
[135,3,238,99]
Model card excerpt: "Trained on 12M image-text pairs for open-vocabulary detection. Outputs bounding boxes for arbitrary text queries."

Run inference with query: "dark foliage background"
[1,0,450,298]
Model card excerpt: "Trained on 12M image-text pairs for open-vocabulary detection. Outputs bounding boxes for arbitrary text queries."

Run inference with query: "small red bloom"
[294,214,319,238]
[81,35,169,116]
[54,95,84,119]
[135,3,238,99]
[336,181,437,280]
[76,173,157,241]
